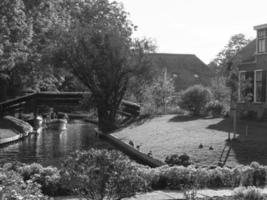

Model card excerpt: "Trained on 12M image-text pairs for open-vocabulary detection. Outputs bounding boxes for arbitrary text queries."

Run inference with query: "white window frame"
[238,70,246,102]
[254,69,264,103]
[257,29,267,54]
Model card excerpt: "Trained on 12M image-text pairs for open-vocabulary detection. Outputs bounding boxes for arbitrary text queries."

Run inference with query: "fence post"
[0,187,3,200]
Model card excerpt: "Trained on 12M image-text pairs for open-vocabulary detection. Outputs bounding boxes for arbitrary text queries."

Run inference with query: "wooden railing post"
[0,187,4,200]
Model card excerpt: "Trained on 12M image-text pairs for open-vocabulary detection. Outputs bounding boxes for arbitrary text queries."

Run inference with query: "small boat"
[46,119,67,130]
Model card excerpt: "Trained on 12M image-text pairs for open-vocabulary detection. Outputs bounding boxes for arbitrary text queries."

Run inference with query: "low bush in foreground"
[234,186,266,200]
[0,168,48,200]
[61,149,149,200]
[2,151,267,199]
[138,161,267,190]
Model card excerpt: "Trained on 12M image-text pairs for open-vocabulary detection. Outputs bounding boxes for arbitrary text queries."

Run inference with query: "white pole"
[233,104,237,139]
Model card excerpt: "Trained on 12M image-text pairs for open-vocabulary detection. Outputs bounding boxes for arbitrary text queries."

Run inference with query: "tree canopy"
[210,33,251,103]
[49,0,153,131]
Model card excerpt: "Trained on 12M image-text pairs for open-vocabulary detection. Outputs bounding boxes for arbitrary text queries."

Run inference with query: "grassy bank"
[113,114,267,167]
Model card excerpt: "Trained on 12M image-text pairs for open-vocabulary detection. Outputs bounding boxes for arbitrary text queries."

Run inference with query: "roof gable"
[147,53,212,90]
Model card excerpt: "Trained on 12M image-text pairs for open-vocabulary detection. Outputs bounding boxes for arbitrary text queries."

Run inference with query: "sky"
[116,0,267,64]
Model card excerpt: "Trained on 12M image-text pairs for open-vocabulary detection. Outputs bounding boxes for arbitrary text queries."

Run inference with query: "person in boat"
[50,108,57,120]
[62,113,69,121]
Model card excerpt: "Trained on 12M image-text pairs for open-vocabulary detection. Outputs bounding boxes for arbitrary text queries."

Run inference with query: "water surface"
[0,120,111,166]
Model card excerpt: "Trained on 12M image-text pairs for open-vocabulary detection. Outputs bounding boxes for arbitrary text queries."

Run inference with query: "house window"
[257,29,267,53]
[255,70,266,102]
[239,70,266,103]
[239,71,246,102]
[258,39,266,53]
[239,71,254,102]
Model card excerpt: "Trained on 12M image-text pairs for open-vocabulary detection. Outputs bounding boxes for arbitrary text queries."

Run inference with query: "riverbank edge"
[95,128,164,168]
[0,117,35,147]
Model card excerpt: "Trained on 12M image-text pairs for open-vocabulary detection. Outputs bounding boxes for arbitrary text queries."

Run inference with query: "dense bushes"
[18,163,68,196]
[0,166,48,200]
[179,85,212,116]
[205,100,225,116]
[61,149,149,200]
[2,151,267,199]
[137,162,267,190]
[165,154,191,167]
[234,186,266,200]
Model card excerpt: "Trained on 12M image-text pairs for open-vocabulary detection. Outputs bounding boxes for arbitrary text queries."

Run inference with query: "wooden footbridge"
[0,92,140,118]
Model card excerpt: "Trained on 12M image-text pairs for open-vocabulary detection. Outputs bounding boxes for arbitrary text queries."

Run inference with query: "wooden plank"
[0,93,36,107]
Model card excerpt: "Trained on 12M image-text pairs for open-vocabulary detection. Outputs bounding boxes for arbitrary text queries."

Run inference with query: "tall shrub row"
[137,161,267,190]
[2,151,267,198]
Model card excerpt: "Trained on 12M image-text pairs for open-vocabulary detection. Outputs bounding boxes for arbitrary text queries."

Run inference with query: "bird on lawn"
[209,146,214,150]
[199,144,203,149]
[129,140,134,147]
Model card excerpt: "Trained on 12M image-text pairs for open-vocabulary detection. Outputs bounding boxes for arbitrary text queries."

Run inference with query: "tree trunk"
[97,105,117,133]
[0,76,8,102]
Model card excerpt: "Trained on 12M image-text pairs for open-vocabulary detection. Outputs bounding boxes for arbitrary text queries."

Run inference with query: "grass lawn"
[112,114,267,167]
[0,119,18,139]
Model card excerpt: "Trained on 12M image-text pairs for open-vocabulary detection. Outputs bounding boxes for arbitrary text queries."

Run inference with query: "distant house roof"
[147,53,212,91]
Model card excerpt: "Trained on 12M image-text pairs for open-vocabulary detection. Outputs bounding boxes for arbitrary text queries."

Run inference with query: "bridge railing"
[0,92,141,118]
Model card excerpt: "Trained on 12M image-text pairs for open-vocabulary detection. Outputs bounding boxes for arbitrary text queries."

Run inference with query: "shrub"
[179,85,212,116]
[250,162,267,186]
[234,186,265,200]
[0,168,48,200]
[205,100,225,116]
[61,149,149,200]
[138,162,267,191]
[18,163,65,196]
[165,154,191,167]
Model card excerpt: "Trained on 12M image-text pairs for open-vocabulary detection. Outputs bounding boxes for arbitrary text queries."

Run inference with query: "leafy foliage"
[210,76,231,109]
[18,163,65,196]
[205,101,225,116]
[165,154,191,167]
[234,186,265,200]
[138,73,176,115]
[138,161,267,191]
[210,34,251,103]
[61,149,149,200]
[0,167,48,200]
[0,0,32,72]
[179,85,211,116]
[51,0,152,132]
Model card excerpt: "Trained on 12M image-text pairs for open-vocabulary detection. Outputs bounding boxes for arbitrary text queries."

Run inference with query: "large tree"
[210,33,251,103]
[0,0,66,100]
[53,0,151,132]
[0,0,32,100]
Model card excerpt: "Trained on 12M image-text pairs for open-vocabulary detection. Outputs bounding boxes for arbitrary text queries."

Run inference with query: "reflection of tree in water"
[0,121,109,167]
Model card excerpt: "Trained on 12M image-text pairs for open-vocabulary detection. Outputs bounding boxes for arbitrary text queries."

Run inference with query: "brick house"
[237,23,267,119]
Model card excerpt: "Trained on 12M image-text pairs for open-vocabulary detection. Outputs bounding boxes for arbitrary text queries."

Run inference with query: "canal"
[0,120,112,167]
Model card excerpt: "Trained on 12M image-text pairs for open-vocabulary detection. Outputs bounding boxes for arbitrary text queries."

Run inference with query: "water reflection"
[0,120,110,167]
